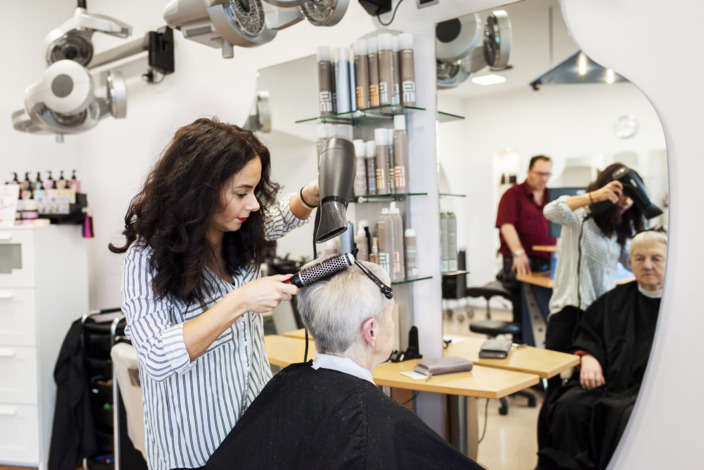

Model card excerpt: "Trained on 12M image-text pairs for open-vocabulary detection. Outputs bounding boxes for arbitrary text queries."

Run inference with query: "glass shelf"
[439,193,467,198]
[437,110,465,123]
[296,105,465,125]
[352,192,427,203]
[296,104,425,125]
[441,270,470,277]
[391,275,433,286]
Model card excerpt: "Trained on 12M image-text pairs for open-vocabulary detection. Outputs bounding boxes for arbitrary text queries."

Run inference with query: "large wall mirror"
[437,0,668,468]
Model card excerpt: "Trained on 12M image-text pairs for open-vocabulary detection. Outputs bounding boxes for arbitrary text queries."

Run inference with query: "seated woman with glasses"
[206,259,482,470]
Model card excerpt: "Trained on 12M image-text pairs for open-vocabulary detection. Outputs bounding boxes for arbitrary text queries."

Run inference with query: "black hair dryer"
[612,166,663,219]
[315,137,356,243]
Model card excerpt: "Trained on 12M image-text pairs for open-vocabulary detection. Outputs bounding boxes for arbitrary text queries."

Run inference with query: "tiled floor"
[443,301,542,470]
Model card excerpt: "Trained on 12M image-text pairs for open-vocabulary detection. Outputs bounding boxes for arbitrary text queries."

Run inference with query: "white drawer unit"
[0,226,89,469]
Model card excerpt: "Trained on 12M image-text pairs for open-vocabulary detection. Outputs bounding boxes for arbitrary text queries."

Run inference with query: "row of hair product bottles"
[336,203,418,283]
[316,32,417,116]
[5,170,81,200]
[351,114,410,197]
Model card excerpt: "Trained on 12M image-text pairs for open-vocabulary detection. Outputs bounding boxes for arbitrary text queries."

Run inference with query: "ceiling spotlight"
[43,7,132,66]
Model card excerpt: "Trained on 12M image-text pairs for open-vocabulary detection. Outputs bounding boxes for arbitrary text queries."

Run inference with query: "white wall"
[438,82,667,288]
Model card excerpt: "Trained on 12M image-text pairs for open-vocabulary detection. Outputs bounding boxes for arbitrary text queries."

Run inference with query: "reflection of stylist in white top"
[542,163,646,354]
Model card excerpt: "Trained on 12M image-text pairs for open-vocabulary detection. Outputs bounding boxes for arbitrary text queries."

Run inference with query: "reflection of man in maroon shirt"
[496,155,556,278]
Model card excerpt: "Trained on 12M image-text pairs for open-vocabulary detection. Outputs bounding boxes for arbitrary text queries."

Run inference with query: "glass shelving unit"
[352,192,428,203]
[296,105,465,125]
[391,275,433,286]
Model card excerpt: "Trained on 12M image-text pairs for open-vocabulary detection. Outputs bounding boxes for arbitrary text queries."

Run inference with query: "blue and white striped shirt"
[121,194,307,470]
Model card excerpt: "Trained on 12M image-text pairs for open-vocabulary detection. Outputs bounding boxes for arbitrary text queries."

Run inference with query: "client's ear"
[361,318,377,347]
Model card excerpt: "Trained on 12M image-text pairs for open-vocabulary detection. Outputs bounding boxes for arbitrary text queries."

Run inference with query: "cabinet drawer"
[0,288,36,346]
[0,229,35,288]
[0,403,39,465]
[0,346,38,404]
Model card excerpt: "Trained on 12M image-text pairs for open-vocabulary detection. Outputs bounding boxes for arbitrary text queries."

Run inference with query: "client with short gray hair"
[206,259,483,470]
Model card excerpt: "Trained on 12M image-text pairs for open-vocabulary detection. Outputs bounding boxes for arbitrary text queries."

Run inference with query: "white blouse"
[121,194,307,470]
[544,196,631,316]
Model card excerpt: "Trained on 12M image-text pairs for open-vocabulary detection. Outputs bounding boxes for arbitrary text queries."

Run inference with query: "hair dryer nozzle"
[315,137,356,243]
[613,167,664,219]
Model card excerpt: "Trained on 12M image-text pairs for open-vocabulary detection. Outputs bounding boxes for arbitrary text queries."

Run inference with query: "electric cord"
[303,207,320,363]
[477,398,491,444]
[376,0,406,26]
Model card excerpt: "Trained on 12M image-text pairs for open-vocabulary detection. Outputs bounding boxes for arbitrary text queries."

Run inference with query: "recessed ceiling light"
[471,74,506,86]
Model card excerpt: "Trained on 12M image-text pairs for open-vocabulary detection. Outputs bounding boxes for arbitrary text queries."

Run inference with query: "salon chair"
[466,281,537,415]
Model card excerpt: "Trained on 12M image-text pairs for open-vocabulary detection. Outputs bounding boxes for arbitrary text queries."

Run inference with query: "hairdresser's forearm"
[182,292,246,361]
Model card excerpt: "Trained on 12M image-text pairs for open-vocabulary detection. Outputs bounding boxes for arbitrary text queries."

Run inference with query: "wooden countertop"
[265,334,539,400]
[281,329,579,379]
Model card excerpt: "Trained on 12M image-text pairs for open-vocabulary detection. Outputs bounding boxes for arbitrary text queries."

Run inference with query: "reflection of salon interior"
[0,0,699,470]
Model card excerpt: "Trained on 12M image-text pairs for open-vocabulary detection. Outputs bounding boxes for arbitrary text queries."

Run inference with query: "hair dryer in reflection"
[315,137,356,243]
[590,166,663,219]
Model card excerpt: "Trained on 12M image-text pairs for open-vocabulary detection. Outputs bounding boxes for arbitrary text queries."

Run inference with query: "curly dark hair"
[587,162,646,246]
[109,117,280,304]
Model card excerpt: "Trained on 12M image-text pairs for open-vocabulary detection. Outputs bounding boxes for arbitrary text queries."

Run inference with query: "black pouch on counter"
[478,338,513,359]
[413,356,473,379]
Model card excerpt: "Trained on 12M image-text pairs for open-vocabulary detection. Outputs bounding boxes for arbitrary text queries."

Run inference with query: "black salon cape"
[206,361,483,470]
[538,281,660,470]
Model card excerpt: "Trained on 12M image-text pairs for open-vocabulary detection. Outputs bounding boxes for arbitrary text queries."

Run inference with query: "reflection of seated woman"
[206,260,482,470]
[537,230,667,470]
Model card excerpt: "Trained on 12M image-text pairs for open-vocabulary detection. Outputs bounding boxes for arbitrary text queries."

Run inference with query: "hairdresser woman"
[542,163,646,355]
[109,117,319,470]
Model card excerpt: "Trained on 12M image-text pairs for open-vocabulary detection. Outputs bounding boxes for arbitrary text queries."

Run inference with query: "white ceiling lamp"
[471,74,506,86]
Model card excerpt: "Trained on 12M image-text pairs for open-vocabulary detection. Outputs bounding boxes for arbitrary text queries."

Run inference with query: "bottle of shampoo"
[317,46,335,115]
[355,227,369,261]
[390,35,401,106]
[353,39,370,110]
[333,47,352,114]
[353,139,367,196]
[44,171,55,190]
[69,169,81,193]
[388,202,405,282]
[404,228,418,279]
[374,128,391,195]
[56,170,67,190]
[369,237,380,264]
[398,33,417,107]
[393,114,409,193]
[377,33,394,106]
[365,140,377,196]
[376,208,392,275]
[367,36,380,107]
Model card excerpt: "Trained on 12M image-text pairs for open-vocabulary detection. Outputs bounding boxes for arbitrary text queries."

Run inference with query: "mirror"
[437,0,668,468]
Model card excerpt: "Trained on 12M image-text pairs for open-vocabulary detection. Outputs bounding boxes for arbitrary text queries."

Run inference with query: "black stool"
[466,281,537,415]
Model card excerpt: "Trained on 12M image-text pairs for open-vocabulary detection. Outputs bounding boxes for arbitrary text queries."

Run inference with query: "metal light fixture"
[529,51,629,91]
[436,10,512,89]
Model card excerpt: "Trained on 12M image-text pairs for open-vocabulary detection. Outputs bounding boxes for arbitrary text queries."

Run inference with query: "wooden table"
[265,334,539,458]
[281,329,579,379]
[444,336,579,379]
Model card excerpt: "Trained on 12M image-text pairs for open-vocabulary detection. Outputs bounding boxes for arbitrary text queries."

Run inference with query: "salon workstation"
[0,0,700,470]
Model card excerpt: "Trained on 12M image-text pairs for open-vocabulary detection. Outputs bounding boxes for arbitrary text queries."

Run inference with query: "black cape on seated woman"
[205,362,483,470]
[538,282,660,470]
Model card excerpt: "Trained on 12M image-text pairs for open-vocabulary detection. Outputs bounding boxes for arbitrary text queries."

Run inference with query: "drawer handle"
[0,291,15,299]
[0,406,18,416]
[0,348,17,358]
[0,233,11,241]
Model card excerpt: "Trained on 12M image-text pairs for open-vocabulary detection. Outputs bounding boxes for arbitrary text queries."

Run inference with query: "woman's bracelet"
[299,187,318,209]
[588,192,594,204]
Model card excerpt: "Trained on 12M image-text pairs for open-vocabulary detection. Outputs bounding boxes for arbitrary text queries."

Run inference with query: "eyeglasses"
[355,260,393,299]
[530,171,552,178]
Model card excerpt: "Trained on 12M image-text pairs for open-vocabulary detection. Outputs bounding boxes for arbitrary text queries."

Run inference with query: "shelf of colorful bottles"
[296,105,465,125]
[391,275,433,286]
[352,192,427,203]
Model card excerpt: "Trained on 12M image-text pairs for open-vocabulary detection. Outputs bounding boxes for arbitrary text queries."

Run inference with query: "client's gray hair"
[630,229,668,255]
[297,259,391,354]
